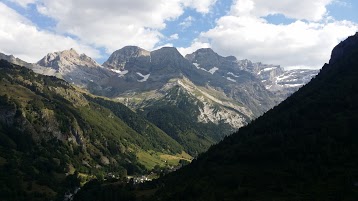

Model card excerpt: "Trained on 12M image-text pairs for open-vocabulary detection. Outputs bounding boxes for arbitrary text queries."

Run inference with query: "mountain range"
[1,47,317,155]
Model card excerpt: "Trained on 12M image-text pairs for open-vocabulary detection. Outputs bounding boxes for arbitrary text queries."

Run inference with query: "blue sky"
[0,0,357,69]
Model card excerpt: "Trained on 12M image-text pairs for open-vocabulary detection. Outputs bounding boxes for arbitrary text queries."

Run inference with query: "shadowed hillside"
[148,33,358,201]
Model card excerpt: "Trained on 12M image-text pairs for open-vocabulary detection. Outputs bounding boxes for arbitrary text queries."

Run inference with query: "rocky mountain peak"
[185,48,219,62]
[37,49,100,70]
[152,47,182,57]
[194,48,216,54]
[121,46,150,56]
[150,47,190,68]
[330,32,358,64]
[63,48,79,55]
[103,46,150,69]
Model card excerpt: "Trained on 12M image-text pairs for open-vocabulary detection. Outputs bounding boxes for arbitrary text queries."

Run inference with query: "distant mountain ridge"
[186,48,318,99]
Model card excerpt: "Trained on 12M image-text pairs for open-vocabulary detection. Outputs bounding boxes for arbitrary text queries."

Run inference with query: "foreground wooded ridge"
[142,33,358,201]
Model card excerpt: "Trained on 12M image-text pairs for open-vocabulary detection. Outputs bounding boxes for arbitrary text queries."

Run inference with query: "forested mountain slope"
[150,33,358,201]
[0,60,188,201]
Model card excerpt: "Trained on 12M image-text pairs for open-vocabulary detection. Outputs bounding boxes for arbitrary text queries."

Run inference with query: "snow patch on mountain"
[226,77,237,82]
[227,72,239,78]
[137,72,150,82]
[111,69,128,77]
[193,63,219,75]
[260,67,277,73]
[193,63,200,69]
[208,67,219,74]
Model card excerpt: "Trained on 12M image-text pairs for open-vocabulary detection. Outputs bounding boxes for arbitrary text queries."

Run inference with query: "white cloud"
[178,40,211,57]
[34,0,216,54]
[35,0,182,53]
[169,34,179,40]
[231,0,333,21]
[188,0,358,69]
[180,16,195,29]
[1,0,218,62]
[0,3,99,62]
[182,0,217,14]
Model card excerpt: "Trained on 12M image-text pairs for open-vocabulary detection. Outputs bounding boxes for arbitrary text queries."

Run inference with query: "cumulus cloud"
[0,3,99,62]
[1,0,217,62]
[35,0,217,53]
[231,0,333,21]
[182,0,217,14]
[188,0,358,69]
[36,0,181,53]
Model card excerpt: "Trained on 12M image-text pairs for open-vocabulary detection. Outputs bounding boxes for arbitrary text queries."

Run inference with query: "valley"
[1,0,357,200]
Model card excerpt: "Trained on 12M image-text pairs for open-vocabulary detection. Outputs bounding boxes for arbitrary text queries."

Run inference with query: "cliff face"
[37,49,113,87]
[103,46,151,70]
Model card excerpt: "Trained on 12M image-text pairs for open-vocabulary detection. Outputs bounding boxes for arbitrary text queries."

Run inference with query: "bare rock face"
[37,49,113,87]
[103,46,150,70]
[37,48,101,70]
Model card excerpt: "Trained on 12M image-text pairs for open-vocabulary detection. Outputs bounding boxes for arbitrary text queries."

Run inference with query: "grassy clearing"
[137,150,192,170]
[159,151,192,166]
[0,83,38,105]
[136,151,164,170]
